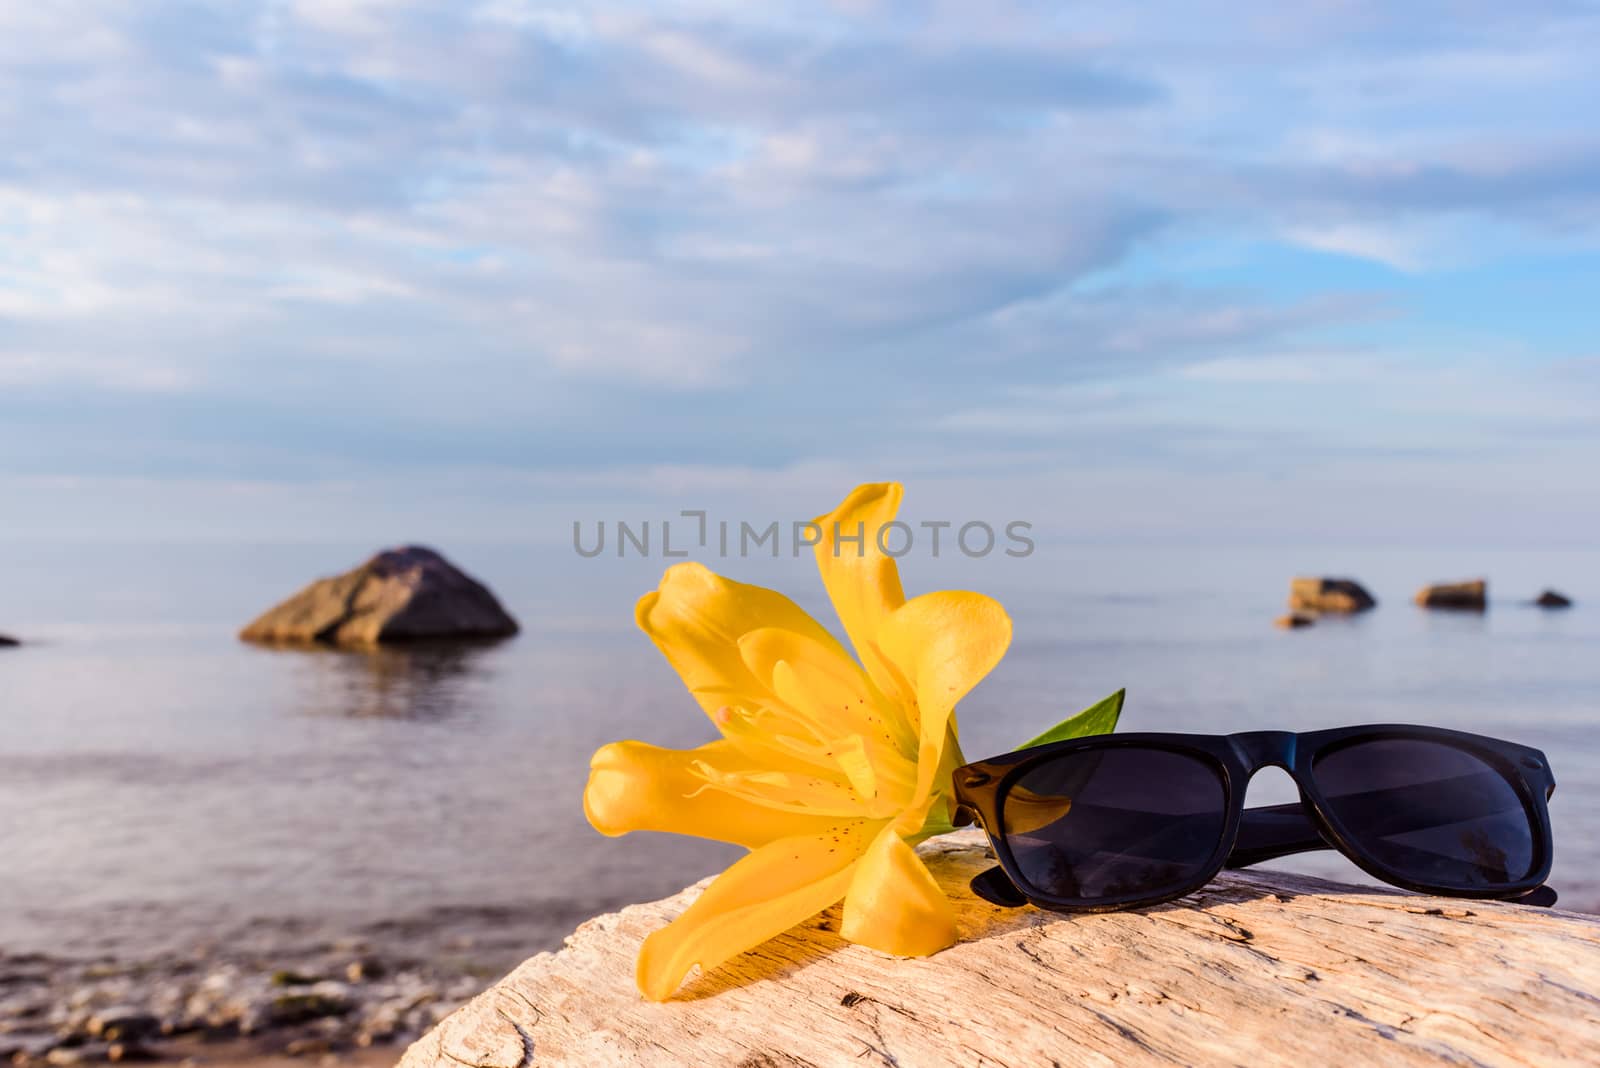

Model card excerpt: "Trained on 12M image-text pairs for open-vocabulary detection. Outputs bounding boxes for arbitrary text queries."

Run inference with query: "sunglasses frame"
[951,724,1556,913]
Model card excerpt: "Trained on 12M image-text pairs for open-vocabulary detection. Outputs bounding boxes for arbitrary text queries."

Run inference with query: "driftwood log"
[401,831,1600,1067]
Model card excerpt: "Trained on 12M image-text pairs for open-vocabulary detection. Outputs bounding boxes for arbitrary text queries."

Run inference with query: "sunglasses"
[952,725,1558,911]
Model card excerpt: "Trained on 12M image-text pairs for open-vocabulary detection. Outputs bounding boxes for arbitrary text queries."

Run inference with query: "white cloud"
[0,0,1597,539]
[1282,223,1433,271]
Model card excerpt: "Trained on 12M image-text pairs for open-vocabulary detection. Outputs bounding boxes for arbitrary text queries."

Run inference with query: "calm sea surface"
[2,541,1596,973]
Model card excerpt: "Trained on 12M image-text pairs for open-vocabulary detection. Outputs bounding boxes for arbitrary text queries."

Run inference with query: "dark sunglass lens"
[1313,738,1536,888]
[1002,747,1227,902]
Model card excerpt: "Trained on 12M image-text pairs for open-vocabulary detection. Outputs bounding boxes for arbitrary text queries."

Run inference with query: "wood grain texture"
[400,831,1600,1068]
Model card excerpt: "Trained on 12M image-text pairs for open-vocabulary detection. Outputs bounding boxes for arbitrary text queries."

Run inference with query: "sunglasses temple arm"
[969,864,1030,907]
[1226,805,1561,906]
[1224,801,1331,869]
[1511,885,1559,907]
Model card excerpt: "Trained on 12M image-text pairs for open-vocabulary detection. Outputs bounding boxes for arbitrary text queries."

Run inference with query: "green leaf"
[1017,688,1125,750]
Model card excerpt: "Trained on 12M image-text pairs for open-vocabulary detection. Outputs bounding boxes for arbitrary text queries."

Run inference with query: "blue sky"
[1,1,1597,545]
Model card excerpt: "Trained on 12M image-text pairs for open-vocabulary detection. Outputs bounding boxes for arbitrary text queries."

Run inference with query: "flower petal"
[637,562,850,765]
[877,590,1012,811]
[689,755,882,819]
[738,626,918,760]
[584,740,843,848]
[636,821,882,1000]
[839,826,957,957]
[812,483,908,706]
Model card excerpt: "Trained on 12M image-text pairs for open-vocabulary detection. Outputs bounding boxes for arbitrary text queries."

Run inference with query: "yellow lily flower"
[583,482,1012,1000]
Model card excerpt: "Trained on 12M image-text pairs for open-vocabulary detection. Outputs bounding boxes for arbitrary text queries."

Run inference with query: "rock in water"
[240,546,519,646]
[1275,613,1315,629]
[86,1009,162,1044]
[1414,578,1487,610]
[0,634,18,647]
[1287,577,1376,613]
[1535,589,1573,608]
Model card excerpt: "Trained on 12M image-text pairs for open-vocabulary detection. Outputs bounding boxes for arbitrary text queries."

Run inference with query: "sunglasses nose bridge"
[1227,730,1298,773]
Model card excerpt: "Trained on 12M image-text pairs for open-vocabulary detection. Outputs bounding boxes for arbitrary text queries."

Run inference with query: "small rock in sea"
[345,959,385,983]
[1275,613,1315,629]
[356,998,408,1046]
[45,1044,110,1066]
[1534,590,1573,609]
[1288,577,1376,613]
[0,1033,59,1063]
[2,996,49,1023]
[1415,579,1487,611]
[239,545,519,647]
[180,968,250,1034]
[86,1010,161,1044]
[270,971,323,988]
[266,982,352,1026]
[105,1043,158,1064]
[0,634,19,648]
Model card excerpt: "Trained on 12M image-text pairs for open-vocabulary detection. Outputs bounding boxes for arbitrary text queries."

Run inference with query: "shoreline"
[0,942,492,1067]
